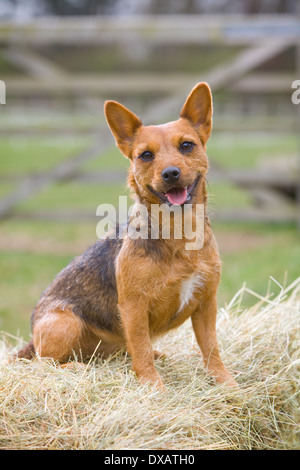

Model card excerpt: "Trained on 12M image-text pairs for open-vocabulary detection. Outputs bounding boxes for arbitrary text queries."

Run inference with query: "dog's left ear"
[104,101,142,158]
[180,82,213,146]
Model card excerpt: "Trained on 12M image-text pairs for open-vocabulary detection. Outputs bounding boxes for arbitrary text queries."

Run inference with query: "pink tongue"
[165,187,187,205]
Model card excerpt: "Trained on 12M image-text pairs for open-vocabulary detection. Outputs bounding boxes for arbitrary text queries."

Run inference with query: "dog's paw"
[138,369,167,391]
[153,350,167,360]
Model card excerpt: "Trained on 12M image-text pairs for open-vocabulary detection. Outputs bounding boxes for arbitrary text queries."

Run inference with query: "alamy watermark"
[96,196,205,250]
[0,80,6,104]
[291,80,300,105]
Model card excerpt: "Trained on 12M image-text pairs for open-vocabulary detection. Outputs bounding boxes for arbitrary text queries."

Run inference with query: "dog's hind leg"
[153,350,166,360]
[32,308,84,363]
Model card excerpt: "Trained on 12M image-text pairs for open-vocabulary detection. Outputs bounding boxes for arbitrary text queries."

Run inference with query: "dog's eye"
[139,150,154,162]
[180,141,195,153]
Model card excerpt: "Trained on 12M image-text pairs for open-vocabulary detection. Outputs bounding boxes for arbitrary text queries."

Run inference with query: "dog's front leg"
[191,293,237,387]
[118,301,165,388]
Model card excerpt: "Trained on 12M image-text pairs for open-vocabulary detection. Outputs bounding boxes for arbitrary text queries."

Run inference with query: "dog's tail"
[16,339,35,360]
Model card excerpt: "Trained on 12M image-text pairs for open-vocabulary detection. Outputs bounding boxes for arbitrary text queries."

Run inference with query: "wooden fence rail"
[0,15,299,45]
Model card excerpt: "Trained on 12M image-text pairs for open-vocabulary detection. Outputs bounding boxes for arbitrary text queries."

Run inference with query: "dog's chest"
[177,273,205,314]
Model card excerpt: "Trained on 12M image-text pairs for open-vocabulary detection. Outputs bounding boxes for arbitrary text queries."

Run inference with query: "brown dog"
[17,83,237,388]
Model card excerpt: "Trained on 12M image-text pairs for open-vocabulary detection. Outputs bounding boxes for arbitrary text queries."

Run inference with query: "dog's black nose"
[161,166,181,183]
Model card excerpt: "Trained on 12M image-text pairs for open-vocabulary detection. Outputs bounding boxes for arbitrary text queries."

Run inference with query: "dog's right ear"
[104,101,142,158]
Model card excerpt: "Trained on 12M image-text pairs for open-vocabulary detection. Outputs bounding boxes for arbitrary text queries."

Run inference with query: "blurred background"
[0,0,299,339]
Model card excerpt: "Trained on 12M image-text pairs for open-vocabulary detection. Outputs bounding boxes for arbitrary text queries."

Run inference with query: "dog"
[17,82,237,388]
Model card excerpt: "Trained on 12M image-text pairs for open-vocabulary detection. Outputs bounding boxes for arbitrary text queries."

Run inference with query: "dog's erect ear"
[180,82,213,146]
[104,101,142,158]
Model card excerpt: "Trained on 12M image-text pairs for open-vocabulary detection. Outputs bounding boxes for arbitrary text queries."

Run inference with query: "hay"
[0,278,299,450]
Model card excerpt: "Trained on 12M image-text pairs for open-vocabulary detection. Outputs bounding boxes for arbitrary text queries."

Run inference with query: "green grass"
[16,182,130,212]
[0,182,15,198]
[82,147,129,171]
[208,181,252,209]
[207,132,298,169]
[0,136,89,176]
[0,250,73,338]
[0,219,97,247]
[0,107,104,132]
[215,222,300,307]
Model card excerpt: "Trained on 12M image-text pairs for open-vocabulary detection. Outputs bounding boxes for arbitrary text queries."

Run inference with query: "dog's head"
[104,82,212,206]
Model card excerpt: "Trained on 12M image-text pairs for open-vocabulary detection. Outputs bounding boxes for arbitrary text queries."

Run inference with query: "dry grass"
[0,278,299,450]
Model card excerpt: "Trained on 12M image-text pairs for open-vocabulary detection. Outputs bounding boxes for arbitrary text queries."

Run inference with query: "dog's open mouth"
[165,187,188,205]
[148,176,200,206]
